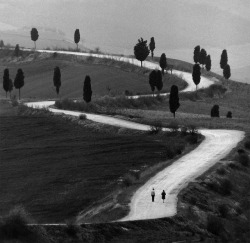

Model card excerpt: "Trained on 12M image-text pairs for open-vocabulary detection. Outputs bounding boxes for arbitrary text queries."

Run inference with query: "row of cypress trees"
[2,67,92,102]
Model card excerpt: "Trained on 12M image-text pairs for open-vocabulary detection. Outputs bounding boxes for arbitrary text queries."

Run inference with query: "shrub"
[185,134,198,144]
[168,121,179,132]
[205,84,227,98]
[149,121,162,134]
[238,153,249,167]
[207,215,224,235]
[220,178,232,195]
[11,95,18,107]
[123,174,136,187]
[218,204,228,218]
[186,124,198,134]
[65,222,78,237]
[216,167,226,175]
[211,104,220,117]
[79,114,87,120]
[226,111,232,118]
[0,206,33,240]
[244,140,250,150]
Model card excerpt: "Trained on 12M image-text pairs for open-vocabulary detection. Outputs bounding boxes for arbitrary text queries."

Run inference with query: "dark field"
[0,102,189,223]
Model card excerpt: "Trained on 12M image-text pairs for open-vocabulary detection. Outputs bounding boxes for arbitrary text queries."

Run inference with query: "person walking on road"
[151,188,155,202]
[161,190,166,203]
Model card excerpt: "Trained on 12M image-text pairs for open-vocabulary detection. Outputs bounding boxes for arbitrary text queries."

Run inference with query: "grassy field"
[0,50,187,100]
[0,101,194,223]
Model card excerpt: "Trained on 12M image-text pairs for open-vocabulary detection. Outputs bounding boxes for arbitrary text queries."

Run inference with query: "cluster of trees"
[149,70,163,95]
[134,38,170,75]
[193,45,211,71]
[210,104,232,118]
[2,68,24,99]
[2,66,92,103]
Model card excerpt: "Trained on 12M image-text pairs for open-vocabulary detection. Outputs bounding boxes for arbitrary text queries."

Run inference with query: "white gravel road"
[25,51,244,221]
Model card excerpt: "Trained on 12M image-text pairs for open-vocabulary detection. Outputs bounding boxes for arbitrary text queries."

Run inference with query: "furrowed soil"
[0,101,191,223]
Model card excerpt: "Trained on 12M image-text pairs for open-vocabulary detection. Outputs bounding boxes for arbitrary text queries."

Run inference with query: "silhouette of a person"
[151,188,155,202]
[161,190,166,203]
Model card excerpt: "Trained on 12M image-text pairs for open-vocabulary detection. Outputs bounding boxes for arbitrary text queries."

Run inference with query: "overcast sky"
[1,0,250,82]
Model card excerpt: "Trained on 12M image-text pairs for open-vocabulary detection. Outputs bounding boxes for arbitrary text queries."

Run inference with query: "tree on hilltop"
[0,40,4,48]
[223,64,231,80]
[74,29,80,51]
[31,28,39,49]
[134,38,150,67]
[159,53,167,75]
[169,85,180,118]
[192,63,201,90]
[149,37,155,60]
[14,68,25,100]
[205,55,211,71]
[83,75,92,103]
[193,45,200,63]
[220,49,228,69]
[199,48,207,68]
[53,66,61,96]
[3,68,10,98]
[14,44,20,57]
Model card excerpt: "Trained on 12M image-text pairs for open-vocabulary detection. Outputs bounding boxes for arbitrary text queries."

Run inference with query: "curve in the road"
[24,51,244,222]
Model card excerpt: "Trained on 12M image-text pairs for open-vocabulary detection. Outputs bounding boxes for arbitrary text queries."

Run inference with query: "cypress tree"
[193,45,200,63]
[14,68,25,100]
[192,64,201,90]
[169,85,180,118]
[199,48,207,68]
[30,28,39,49]
[220,49,228,69]
[74,29,80,50]
[53,66,61,96]
[14,44,20,57]
[211,105,220,117]
[223,64,231,80]
[149,37,155,60]
[159,53,167,75]
[3,68,10,98]
[149,70,156,95]
[83,75,92,103]
[205,55,211,71]
[134,38,150,67]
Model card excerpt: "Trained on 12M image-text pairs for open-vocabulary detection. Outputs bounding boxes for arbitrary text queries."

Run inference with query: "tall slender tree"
[223,64,231,80]
[192,64,201,90]
[159,53,167,75]
[53,66,61,96]
[14,44,20,57]
[220,49,228,69]
[199,48,207,68]
[149,37,155,60]
[74,29,80,50]
[30,28,39,49]
[134,38,150,67]
[83,75,92,103]
[169,85,180,118]
[205,55,211,71]
[193,45,200,63]
[3,68,10,98]
[0,40,4,48]
[14,68,25,100]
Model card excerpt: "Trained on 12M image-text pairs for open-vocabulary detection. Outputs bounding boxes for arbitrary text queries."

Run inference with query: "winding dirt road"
[25,51,244,222]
